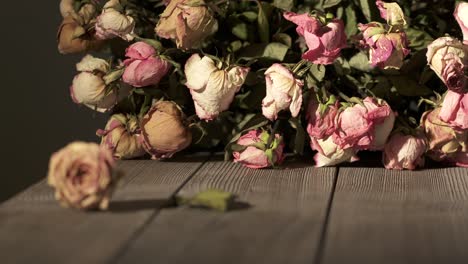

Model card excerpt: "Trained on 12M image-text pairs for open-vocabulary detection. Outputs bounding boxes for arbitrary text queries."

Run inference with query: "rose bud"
[455,2,468,44]
[333,97,395,151]
[310,137,359,167]
[306,95,339,140]
[426,36,468,93]
[122,42,171,88]
[97,114,146,159]
[262,64,304,121]
[439,91,468,130]
[140,101,192,159]
[376,0,407,27]
[233,130,285,169]
[283,12,347,65]
[358,22,410,69]
[71,55,130,112]
[383,132,427,170]
[155,0,218,50]
[57,4,102,54]
[47,142,118,210]
[422,108,468,167]
[185,54,250,121]
[95,0,135,42]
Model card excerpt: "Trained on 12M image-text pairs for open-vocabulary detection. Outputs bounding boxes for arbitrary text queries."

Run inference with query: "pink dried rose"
[47,142,118,210]
[310,137,359,167]
[426,36,468,93]
[455,2,468,45]
[70,55,130,112]
[95,0,135,42]
[185,54,250,121]
[122,42,171,88]
[97,114,146,159]
[422,108,468,167]
[383,132,427,170]
[155,0,218,50]
[233,130,284,169]
[439,91,468,130]
[283,12,347,65]
[333,97,395,151]
[358,22,410,69]
[262,64,304,121]
[57,4,102,54]
[376,0,407,26]
[306,95,339,140]
[140,101,192,159]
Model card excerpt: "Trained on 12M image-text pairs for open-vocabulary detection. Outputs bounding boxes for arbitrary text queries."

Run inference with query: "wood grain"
[116,156,337,264]
[321,167,468,264]
[0,155,208,264]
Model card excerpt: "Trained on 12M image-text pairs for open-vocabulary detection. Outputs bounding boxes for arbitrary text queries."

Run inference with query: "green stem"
[267,119,281,148]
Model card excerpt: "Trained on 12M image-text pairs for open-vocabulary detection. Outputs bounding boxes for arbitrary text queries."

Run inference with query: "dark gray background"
[1,1,107,201]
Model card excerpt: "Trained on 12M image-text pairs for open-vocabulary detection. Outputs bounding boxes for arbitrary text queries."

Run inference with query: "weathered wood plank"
[0,155,208,264]
[116,156,336,264]
[321,167,468,264]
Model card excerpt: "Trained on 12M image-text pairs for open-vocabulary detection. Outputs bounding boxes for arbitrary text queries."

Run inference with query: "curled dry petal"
[310,137,359,167]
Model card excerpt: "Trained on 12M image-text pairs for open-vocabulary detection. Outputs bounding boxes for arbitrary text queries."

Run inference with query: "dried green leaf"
[176,189,235,212]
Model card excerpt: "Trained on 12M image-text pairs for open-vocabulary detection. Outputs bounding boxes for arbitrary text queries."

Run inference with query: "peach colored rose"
[140,101,192,159]
[185,54,250,121]
[383,132,427,170]
[310,137,359,167]
[262,64,304,121]
[97,114,146,159]
[233,130,284,169]
[426,36,468,93]
[70,55,131,112]
[47,142,117,210]
[95,0,135,41]
[155,0,218,50]
[422,108,468,167]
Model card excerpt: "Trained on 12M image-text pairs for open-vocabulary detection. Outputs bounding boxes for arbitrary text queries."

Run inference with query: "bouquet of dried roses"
[56,0,468,171]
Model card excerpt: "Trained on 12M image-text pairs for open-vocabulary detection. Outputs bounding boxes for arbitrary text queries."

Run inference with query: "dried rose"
[333,97,395,151]
[95,0,135,42]
[422,108,468,167]
[140,101,192,159]
[310,137,359,167]
[284,12,347,65]
[262,64,304,121]
[70,55,131,112]
[439,91,468,130]
[47,142,117,210]
[455,2,468,45]
[358,22,410,69]
[97,114,146,159]
[376,0,407,27]
[184,54,250,121]
[233,130,284,169]
[155,0,218,50]
[122,42,171,88]
[426,36,468,93]
[57,4,102,54]
[306,95,339,140]
[383,132,427,170]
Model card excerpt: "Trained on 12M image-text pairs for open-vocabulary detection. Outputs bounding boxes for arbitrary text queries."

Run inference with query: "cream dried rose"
[47,142,118,210]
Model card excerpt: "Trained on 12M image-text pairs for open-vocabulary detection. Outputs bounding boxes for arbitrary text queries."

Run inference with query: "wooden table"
[1,153,468,264]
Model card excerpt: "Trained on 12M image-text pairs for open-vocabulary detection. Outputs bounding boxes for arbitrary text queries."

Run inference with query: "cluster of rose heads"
[51,0,468,200]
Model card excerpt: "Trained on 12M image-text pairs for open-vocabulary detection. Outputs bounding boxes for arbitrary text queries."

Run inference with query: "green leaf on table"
[176,189,236,212]
[323,0,342,9]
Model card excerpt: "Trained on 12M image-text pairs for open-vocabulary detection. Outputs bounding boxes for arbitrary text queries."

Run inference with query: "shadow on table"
[109,199,168,213]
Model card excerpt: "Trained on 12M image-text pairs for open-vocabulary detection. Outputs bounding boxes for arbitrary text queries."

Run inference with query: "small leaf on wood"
[176,189,236,212]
